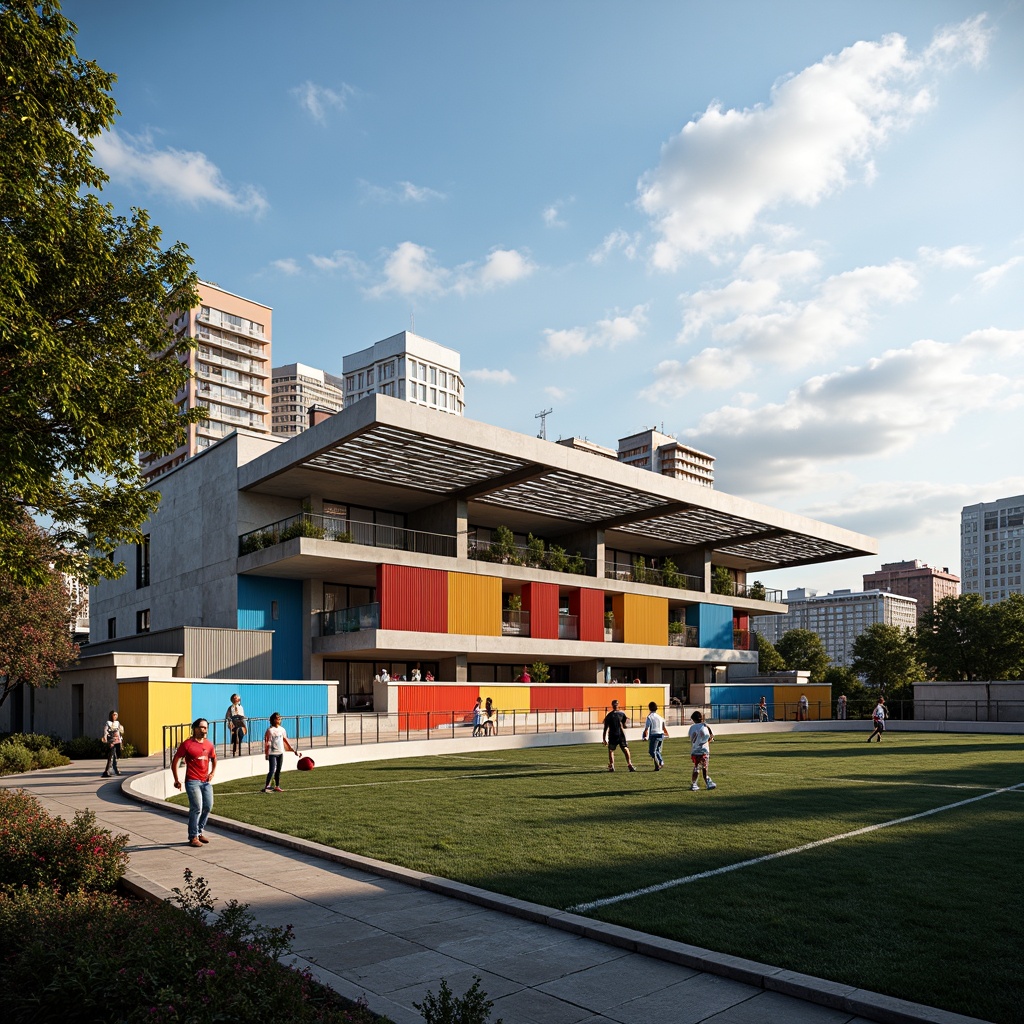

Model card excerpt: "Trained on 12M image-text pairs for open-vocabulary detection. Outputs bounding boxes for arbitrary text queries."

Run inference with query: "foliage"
[604,610,615,628]
[661,557,681,589]
[631,555,648,584]
[414,977,502,1024]
[0,789,127,891]
[239,529,277,554]
[280,516,327,541]
[525,532,545,567]
[505,593,521,611]
[0,514,79,708]
[545,544,568,573]
[529,661,550,684]
[916,593,1024,681]
[668,619,684,635]
[776,628,831,682]
[565,551,586,575]
[711,565,733,595]
[0,870,389,1023]
[747,580,767,601]
[62,734,136,760]
[0,0,201,585]
[487,525,520,565]
[752,631,787,674]
[0,734,70,773]
[851,623,925,691]
[821,665,869,700]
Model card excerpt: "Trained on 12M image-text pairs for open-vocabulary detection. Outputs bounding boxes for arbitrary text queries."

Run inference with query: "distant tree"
[0,515,79,709]
[753,632,786,674]
[916,594,1001,681]
[777,628,831,682]
[851,623,925,692]
[821,666,873,716]
[0,0,200,585]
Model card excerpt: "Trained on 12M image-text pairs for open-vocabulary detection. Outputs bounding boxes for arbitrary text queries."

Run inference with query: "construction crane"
[535,407,553,440]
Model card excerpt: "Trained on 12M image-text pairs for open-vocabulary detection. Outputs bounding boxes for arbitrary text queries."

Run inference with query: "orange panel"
[397,684,481,730]
[448,572,501,635]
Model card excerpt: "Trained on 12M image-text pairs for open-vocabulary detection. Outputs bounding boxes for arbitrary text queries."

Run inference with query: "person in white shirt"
[101,710,124,777]
[868,696,886,743]
[262,713,300,792]
[641,701,669,771]
[225,693,246,756]
[688,710,716,791]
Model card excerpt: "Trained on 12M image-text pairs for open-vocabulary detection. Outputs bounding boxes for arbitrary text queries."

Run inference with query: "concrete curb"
[122,762,990,1024]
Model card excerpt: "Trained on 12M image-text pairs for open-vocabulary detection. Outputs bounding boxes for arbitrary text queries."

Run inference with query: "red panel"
[522,582,559,639]
[377,564,448,632]
[398,684,480,731]
[570,587,605,642]
[733,612,749,630]
[529,686,583,710]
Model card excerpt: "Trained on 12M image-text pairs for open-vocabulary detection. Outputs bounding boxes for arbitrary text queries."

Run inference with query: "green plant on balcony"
[661,557,681,589]
[331,529,353,543]
[525,533,546,567]
[280,516,326,542]
[489,525,521,565]
[668,619,684,634]
[712,565,734,595]
[566,552,586,574]
[506,594,522,611]
[239,530,275,555]
[605,610,615,628]
[530,661,550,684]
[748,579,767,601]
[546,544,569,573]
[631,555,648,585]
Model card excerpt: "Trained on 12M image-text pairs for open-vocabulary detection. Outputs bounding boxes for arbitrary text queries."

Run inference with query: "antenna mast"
[535,407,553,440]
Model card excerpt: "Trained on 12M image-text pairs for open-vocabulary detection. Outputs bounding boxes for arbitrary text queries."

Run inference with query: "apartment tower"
[961,494,1024,604]
[862,560,960,622]
[271,362,345,437]
[616,428,715,487]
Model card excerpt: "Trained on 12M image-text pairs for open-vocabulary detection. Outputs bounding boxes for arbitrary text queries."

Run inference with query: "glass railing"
[320,602,380,635]
[558,613,578,640]
[668,625,700,647]
[502,609,530,636]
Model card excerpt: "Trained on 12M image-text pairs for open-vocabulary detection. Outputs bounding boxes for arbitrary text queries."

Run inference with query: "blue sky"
[65,1,1024,594]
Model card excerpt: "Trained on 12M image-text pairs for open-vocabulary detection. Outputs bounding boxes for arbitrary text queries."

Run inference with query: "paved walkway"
[3,758,985,1024]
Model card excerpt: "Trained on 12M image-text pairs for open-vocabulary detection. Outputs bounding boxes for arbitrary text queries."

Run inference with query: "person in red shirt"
[172,718,217,848]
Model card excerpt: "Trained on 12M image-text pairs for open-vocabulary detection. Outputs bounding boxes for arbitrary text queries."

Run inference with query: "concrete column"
[439,653,467,683]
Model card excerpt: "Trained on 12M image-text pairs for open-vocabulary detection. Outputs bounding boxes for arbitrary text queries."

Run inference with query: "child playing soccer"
[641,701,669,770]
[688,710,716,791]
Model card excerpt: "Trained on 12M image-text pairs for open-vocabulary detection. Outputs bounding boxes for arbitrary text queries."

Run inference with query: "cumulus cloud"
[542,199,572,227]
[637,17,990,267]
[362,180,446,203]
[917,244,981,268]
[271,258,302,275]
[92,130,268,214]
[466,368,516,385]
[292,81,355,122]
[543,305,649,358]
[308,249,367,276]
[682,330,1022,495]
[974,256,1024,290]
[589,229,642,264]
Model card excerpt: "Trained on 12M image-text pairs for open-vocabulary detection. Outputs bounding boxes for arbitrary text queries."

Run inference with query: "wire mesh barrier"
[161,700,1024,767]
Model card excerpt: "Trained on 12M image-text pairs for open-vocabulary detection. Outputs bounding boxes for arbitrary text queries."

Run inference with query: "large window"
[136,534,150,588]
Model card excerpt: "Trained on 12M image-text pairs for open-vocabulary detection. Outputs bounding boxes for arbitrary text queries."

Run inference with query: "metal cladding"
[377,564,448,632]
[569,587,605,642]
[522,582,559,639]
[448,572,502,636]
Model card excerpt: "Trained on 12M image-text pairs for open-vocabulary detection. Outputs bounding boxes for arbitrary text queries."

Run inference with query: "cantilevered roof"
[238,395,876,571]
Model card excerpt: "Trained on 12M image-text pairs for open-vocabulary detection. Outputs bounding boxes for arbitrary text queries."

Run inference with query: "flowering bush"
[0,871,389,1023]
[0,789,127,891]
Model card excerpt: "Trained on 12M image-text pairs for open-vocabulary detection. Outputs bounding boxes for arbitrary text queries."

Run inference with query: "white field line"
[569,780,1024,913]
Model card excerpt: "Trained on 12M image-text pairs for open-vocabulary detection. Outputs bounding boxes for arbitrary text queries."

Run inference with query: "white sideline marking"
[569,780,1024,913]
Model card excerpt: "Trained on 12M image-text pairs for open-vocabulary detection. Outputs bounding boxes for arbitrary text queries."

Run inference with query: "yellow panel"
[447,572,502,636]
[119,680,192,756]
[630,686,669,712]
[621,593,669,646]
[116,681,151,755]
[476,684,530,714]
[774,684,832,721]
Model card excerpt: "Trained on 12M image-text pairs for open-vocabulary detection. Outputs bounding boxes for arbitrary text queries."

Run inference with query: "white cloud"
[588,229,642,264]
[637,18,990,267]
[545,386,570,400]
[974,256,1024,290]
[466,368,516,385]
[917,244,981,268]
[292,81,355,123]
[93,129,268,214]
[363,242,536,298]
[271,258,302,275]
[543,305,649,358]
[543,199,572,227]
[682,331,1021,495]
[308,249,366,276]
[362,180,446,203]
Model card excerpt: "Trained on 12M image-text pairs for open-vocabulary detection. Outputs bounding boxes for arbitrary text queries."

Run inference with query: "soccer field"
[203,732,1024,1022]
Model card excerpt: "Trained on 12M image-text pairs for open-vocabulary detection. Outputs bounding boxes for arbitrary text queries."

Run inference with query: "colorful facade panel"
[617,593,669,647]
[522,582,559,639]
[570,588,605,642]
[447,572,501,636]
[118,680,191,756]
[377,564,448,632]
[686,603,734,649]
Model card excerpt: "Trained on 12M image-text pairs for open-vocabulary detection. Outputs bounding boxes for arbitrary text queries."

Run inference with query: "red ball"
[297,756,315,772]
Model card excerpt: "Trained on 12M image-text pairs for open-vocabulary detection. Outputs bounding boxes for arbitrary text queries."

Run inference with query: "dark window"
[136,534,151,588]
[107,617,116,640]
[136,609,150,633]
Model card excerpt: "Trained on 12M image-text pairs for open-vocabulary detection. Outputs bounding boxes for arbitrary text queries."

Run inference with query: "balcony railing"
[733,628,750,650]
[467,538,594,576]
[240,513,458,558]
[558,613,578,640]
[713,580,783,603]
[502,609,530,636]
[321,602,380,636]
[604,564,704,593]
[668,625,700,646]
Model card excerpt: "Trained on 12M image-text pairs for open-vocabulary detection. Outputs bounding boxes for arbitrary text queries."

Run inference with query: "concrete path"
[2,758,987,1024]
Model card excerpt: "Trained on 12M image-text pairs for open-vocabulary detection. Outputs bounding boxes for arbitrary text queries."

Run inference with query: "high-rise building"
[862,560,959,622]
[750,587,917,668]
[616,428,714,487]
[271,362,345,438]
[961,495,1024,604]
[342,331,464,415]
[142,281,271,480]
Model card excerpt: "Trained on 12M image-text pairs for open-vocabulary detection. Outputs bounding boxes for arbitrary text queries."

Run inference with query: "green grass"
[185,732,1024,1023]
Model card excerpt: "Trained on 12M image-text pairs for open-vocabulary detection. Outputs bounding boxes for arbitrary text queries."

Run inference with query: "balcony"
[468,537,594,577]
[502,609,530,636]
[604,563,704,593]
[668,625,701,647]
[558,613,578,640]
[734,628,751,650]
[321,602,379,636]
[713,579,783,603]
[240,513,458,558]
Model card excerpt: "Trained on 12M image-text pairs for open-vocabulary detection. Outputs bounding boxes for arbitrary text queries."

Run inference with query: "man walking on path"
[171,718,216,847]
[603,699,636,772]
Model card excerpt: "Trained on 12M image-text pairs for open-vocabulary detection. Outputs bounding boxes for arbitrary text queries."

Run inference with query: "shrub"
[415,976,502,1024]
[0,731,61,752]
[661,558,681,589]
[712,565,734,595]
[525,533,545,567]
[566,552,586,575]
[529,661,550,684]
[631,555,647,584]
[0,740,33,775]
[668,620,684,634]
[748,580,767,600]
[62,735,107,759]
[0,790,128,891]
[546,545,568,573]
[33,745,71,769]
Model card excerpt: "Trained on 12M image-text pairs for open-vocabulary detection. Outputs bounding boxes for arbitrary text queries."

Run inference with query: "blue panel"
[686,604,733,648]
[237,576,303,679]
[190,682,330,739]
[709,685,773,722]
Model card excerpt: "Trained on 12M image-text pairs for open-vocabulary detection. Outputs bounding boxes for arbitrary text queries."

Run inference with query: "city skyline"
[63,1,1024,594]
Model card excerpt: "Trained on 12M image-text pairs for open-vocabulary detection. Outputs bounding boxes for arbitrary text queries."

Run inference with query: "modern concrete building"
[862,560,960,622]
[961,494,1024,604]
[751,587,917,669]
[89,396,876,710]
[343,331,464,416]
[616,428,715,487]
[271,362,345,438]
[143,281,272,480]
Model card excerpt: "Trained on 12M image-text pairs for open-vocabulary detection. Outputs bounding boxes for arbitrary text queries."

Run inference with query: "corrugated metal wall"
[522,582,559,639]
[118,680,192,756]
[476,684,527,713]
[185,629,273,679]
[620,593,669,646]
[237,575,303,678]
[529,685,582,710]
[570,587,605,642]
[584,685,625,712]
[685,603,733,649]
[631,686,667,714]
[399,684,479,730]
[191,682,330,738]
[378,564,448,632]
[774,684,831,720]
[447,572,501,636]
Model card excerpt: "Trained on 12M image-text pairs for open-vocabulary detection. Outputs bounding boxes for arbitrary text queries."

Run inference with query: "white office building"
[343,332,464,416]
[271,363,345,437]
[616,429,715,488]
[961,495,1024,604]
[750,587,917,668]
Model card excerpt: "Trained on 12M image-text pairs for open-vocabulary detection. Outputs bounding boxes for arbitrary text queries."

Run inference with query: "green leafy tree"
[777,628,831,682]
[0,514,79,709]
[916,594,999,681]
[711,565,733,595]
[851,623,925,691]
[0,0,200,585]
[753,631,786,674]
